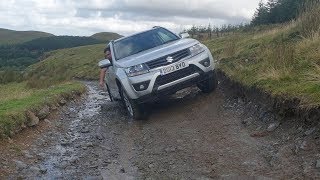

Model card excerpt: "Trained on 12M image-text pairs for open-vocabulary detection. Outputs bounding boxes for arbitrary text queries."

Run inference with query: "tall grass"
[306,64,320,83]
[203,2,320,106]
[297,1,320,38]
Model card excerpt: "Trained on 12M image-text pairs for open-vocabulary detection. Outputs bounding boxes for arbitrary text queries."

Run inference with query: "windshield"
[113,28,179,60]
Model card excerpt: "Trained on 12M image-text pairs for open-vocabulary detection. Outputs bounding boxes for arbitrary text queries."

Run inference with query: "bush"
[0,69,23,84]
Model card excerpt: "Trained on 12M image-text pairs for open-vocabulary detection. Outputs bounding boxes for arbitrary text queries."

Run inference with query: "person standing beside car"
[99,47,112,88]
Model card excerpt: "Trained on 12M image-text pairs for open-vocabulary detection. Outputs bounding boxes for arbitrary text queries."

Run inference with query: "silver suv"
[99,27,217,119]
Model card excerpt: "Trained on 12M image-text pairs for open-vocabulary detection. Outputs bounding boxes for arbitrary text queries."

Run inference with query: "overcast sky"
[0,0,261,36]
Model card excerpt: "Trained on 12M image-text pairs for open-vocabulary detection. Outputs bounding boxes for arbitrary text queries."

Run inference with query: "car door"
[105,66,118,98]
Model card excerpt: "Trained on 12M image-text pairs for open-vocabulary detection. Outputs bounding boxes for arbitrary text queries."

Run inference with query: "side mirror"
[98,59,112,68]
[179,32,190,38]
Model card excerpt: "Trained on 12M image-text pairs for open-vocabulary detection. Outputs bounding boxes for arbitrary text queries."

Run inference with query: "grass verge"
[0,81,85,138]
[203,5,320,108]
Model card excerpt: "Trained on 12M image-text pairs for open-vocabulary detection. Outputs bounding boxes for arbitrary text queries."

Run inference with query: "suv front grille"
[155,65,198,86]
[146,48,190,69]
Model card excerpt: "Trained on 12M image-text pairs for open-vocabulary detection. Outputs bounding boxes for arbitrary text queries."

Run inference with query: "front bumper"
[135,69,215,104]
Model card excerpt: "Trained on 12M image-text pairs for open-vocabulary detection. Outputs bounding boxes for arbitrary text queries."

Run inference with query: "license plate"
[160,61,189,75]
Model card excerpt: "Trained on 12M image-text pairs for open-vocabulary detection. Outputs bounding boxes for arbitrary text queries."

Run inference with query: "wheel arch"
[116,78,122,95]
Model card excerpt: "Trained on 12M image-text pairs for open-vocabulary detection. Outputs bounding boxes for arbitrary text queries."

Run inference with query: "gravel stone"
[316,160,320,168]
[27,111,39,127]
[267,122,280,132]
[304,128,316,136]
[81,127,90,133]
[37,105,50,119]
[29,166,41,175]
[39,166,48,174]
[59,99,67,105]
[14,160,27,170]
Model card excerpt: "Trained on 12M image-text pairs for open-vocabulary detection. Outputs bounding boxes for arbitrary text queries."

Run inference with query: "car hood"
[116,38,199,68]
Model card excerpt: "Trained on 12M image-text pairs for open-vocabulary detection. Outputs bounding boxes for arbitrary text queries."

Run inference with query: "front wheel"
[197,71,218,93]
[120,88,146,120]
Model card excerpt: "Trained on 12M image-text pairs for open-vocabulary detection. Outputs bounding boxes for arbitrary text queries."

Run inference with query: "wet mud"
[2,80,320,179]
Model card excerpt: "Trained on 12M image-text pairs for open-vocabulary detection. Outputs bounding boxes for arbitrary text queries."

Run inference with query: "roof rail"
[152,26,161,29]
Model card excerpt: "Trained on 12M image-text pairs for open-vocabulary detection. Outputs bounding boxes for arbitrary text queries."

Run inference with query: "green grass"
[0,82,85,137]
[25,44,105,88]
[204,14,320,107]
[0,28,54,45]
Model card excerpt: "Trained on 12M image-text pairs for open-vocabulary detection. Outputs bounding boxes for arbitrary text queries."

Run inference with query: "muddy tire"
[197,71,218,93]
[120,87,146,120]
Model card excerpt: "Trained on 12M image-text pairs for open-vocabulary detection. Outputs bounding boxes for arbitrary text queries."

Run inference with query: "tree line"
[184,23,251,39]
[185,0,319,39]
[251,0,318,25]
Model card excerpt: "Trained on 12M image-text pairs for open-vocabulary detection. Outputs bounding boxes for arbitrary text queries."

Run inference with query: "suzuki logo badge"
[166,56,173,63]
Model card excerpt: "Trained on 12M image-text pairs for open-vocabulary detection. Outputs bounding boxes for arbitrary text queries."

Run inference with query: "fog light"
[133,80,150,91]
[199,58,210,67]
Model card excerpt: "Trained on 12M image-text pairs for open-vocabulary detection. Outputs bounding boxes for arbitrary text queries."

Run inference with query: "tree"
[266,0,279,23]
[251,0,308,25]
[251,1,270,25]
[275,0,302,23]
[207,24,212,39]
[189,25,197,38]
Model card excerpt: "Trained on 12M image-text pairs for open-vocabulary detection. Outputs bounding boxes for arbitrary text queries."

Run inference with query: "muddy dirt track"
[2,80,320,179]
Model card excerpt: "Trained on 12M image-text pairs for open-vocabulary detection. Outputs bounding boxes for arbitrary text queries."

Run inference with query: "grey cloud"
[76,8,248,23]
[1,0,260,36]
[75,8,102,18]
[73,0,257,23]
[83,8,247,21]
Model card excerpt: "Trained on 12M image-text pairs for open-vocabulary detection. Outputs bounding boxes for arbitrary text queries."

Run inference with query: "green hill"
[25,44,105,88]
[0,28,54,45]
[90,32,123,42]
[0,36,103,70]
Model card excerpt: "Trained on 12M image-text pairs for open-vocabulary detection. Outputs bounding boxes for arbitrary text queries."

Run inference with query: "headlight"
[189,44,205,57]
[125,63,149,77]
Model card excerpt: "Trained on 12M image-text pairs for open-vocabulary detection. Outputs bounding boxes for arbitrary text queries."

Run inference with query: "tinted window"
[114,28,179,60]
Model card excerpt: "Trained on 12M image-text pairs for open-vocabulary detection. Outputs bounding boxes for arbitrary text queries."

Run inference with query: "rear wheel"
[120,87,146,120]
[197,71,218,93]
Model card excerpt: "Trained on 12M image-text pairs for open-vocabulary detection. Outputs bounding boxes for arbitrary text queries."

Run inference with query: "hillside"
[26,44,105,88]
[0,28,54,45]
[90,32,123,42]
[0,36,103,70]
[19,36,103,51]
[204,5,320,107]
[0,28,122,71]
